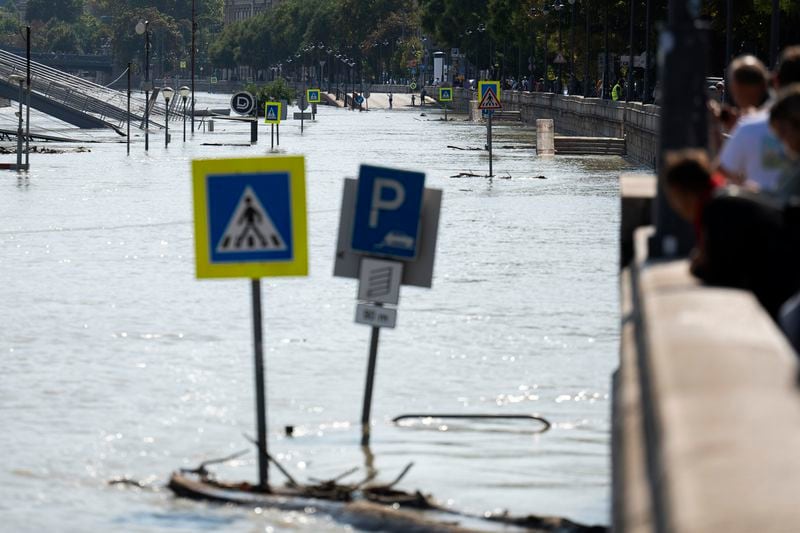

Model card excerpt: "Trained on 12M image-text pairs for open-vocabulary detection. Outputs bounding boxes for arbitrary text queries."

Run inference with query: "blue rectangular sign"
[206,172,294,264]
[351,165,425,260]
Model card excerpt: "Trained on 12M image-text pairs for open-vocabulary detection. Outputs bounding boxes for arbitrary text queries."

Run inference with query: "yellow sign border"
[438,87,453,102]
[306,88,321,103]
[264,101,282,124]
[192,156,308,279]
[478,80,501,100]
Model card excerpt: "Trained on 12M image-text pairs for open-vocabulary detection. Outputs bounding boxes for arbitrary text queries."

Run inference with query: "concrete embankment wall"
[615,219,800,532]
[453,88,659,168]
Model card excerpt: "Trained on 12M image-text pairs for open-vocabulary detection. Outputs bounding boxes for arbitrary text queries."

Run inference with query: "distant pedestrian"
[388,92,393,109]
[611,79,623,101]
[411,94,416,107]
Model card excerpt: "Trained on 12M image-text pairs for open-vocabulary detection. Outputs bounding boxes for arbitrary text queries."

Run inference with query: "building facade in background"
[223,0,283,25]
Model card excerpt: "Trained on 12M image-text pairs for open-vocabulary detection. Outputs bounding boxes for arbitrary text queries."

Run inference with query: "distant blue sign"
[355,94,365,105]
[352,165,425,260]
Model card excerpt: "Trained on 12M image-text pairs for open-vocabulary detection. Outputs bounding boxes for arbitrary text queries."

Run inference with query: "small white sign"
[358,258,402,305]
[356,303,397,329]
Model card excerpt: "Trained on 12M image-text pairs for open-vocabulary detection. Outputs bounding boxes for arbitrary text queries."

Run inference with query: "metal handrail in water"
[392,413,552,433]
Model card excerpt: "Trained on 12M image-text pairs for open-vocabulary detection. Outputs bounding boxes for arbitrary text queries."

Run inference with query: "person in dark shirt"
[663,149,800,318]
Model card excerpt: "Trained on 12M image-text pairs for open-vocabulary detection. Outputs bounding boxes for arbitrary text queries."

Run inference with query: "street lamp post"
[569,0,576,94]
[135,20,151,151]
[162,86,174,148]
[603,0,610,99]
[556,2,563,94]
[626,0,635,102]
[180,86,190,142]
[543,10,549,91]
[191,0,196,135]
[584,1,591,97]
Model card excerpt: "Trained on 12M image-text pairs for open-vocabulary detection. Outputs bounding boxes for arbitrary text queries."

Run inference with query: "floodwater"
[0,93,638,532]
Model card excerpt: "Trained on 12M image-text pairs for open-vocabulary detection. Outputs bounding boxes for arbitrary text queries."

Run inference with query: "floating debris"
[0,145,91,154]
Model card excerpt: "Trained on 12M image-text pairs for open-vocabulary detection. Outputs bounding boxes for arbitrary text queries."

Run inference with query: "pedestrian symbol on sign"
[217,187,287,252]
[264,102,281,124]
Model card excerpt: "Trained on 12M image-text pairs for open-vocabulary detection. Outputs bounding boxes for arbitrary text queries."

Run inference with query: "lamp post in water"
[179,86,190,142]
[135,20,151,152]
[568,0,576,94]
[162,86,174,148]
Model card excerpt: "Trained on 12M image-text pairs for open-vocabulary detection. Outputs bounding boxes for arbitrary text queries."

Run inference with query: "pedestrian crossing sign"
[438,87,453,102]
[192,156,308,278]
[478,87,502,110]
[264,102,281,124]
[307,89,321,103]
[478,80,501,102]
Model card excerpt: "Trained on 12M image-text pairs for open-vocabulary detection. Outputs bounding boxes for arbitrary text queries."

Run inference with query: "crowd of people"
[663,46,800,351]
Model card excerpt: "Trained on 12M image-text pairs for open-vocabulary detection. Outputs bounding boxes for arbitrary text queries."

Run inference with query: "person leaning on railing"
[663,149,800,323]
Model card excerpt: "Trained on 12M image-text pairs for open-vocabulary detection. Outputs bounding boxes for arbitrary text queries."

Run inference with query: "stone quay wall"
[453,88,660,168]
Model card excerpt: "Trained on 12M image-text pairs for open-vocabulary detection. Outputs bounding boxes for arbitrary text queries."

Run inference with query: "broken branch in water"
[308,466,359,485]
[379,462,414,490]
[446,145,482,151]
[243,433,300,487]
[450,171,483,178]
[179,449,250,478]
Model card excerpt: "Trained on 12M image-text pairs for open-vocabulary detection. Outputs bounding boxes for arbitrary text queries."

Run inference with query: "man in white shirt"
[718,47,800,190]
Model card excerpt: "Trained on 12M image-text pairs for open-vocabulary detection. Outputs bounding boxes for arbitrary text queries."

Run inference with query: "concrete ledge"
[615,228,800,532]
[620,174,657,268]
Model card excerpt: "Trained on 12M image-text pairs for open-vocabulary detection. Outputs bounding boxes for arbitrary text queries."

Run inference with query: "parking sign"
[351,165,425,260]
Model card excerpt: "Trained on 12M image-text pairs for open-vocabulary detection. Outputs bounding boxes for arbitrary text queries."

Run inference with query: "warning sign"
[478,88,502,110]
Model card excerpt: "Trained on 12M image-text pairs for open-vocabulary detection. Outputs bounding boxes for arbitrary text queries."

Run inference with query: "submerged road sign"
[264,102,281,124]
[335,179,441,288]
[358,258,402,305]
[478,88,502,110]
[352,165,425,260]
[439,87,453,102]
[478,80,501,101]
[307,89,321,103]
[231,91,256,115]
[192,156,307,278]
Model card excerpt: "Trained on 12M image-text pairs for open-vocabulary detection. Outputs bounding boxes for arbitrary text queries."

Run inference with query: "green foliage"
[244,77,296,110]
[27,0,84,24]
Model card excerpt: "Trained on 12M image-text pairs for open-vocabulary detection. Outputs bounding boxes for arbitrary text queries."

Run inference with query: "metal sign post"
[127,63,131,156]
[360,324,380,445]
[334,166,442,447]
[264,102,281,151]
[438,87,453,122]
[477,85,502,177]
[488,113,493,176]
[25,26,30,169]
[192,156,308,490]
[251,278,269,489]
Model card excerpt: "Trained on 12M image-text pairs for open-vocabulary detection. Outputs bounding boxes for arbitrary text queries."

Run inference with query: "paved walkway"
[324,92,436,111]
